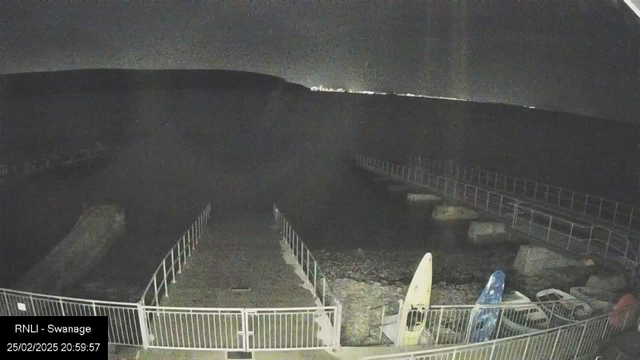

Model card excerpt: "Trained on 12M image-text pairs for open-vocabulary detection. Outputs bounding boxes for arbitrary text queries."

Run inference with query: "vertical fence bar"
[629,207,634,228]
[547,216,552,242]
[613,202,618,223]
[162,260,168,298]
[137,303,150,349]
[599,198,603,217]
[573,323,588,359]
[171,249,176,282]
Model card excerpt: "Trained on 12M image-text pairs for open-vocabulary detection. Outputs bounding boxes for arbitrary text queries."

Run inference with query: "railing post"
[521,336,531,360]
[182,235,187,264]
[547,216,552,242]
[153,276,158,306]
[549,329,561,359]
[314,262,317,293]
[171,249,176,282]
[488,342,497,360]
[545,185,549,202]
[434,307,444,345]
[529,210,535,235]
[136,302,150,349]
[306,250,310,283]
[568,223,574,250]
[60,299,65,316]
[474,188,478,207]
[599,198,603,217]
[334,303,342,351]
[585,195,590,214]
[629,207,634,228]
[605,231,612,258]
[574,322,588,359]
[322,278,326,307]
[613,202,618,223]
[498,195,503,217]
[587,227,594,254]
[162,260,168,298]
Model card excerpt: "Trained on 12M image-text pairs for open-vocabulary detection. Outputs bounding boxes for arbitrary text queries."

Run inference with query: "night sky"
[1,0,639,122]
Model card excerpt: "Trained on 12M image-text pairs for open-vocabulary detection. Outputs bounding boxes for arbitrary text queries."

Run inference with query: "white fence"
[0,287,145,346]
[356,155,640,273]
[371,298,600,347]
[143,305,340,351]
[273,205,342,310]
[141,203,212,306]
[410,155,640,234]
[362,304,640,360]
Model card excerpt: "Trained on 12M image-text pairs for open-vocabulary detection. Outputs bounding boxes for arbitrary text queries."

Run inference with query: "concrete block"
[468,221,510,244]
[513,245,586,276]
[431,205,478,221]
[586,273,628,292]
[14,205,125,295]
[406,193,440,203]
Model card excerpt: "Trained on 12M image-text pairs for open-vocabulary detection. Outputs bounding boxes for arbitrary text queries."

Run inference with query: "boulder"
[406,194,441,203]
[432,205,478,221]
[586,273,628,292]
[513,245,588,277]
[468,221,511,244]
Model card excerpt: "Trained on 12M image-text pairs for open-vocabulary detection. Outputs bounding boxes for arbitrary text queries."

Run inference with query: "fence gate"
[143,306,338,352]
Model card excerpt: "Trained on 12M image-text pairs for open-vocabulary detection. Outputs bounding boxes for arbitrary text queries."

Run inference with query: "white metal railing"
[370,298,598,347]
[141,203,212,306]
[409,155,640,234]
[272,205,341,310]
[361,303,640,360]
[0,287,144,346]
[143,305,340,351]
[356,155,640,272]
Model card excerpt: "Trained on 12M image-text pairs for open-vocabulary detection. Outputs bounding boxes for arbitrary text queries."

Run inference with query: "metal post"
[486,192,490,212]
[573,323,588,359]
[512,201,518,228]
[379,305,386,343]
[585,195,589,214]
[171,249,176,282]
[434,307,444,345]
[314,262,317,291]
[306,251,310,283]
[629,207,635,228]
[322,278,326,306]
[529,210,535,235]
[549,329,561,359]
[599,198,603,217]
[182,235,187,264]
[568,223,574,250]
[587,227,594,254]
[488,342,497,360]
[59,298,65,316]
[521,335,531,360]
[547,216,552,242]
[153,276,158,306]
[334,303,342,351]
[474,188,478,207]
[136,303,150,349]
[545,185,549,202]
[162,260,168,298]
[499,196,503,216]
[605,231,612,258]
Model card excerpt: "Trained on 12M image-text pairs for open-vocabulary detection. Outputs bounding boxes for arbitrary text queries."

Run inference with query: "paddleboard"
[397,252,432,346]
[468,270,505,343]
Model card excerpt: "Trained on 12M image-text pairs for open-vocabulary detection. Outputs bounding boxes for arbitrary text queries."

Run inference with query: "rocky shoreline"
[314,247,518,345]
